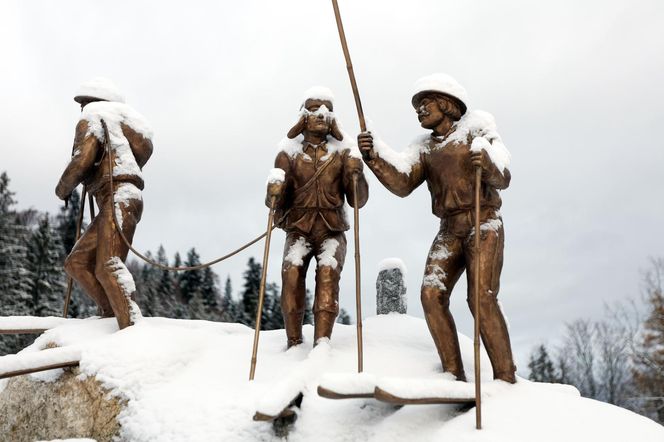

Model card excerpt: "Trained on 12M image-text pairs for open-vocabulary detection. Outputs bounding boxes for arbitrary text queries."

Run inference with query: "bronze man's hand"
[55,182,70,201]
[267,181,284,198]
[470,149,490,171]
[357,132,374,162]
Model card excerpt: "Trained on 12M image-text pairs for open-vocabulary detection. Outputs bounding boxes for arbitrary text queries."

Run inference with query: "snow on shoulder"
[451,109,511,173]
[81,101,153,142]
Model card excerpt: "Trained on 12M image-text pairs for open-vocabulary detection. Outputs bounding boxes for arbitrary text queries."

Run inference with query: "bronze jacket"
[365,135,510,219]
[269,142,369,234]
[56,119,153,200]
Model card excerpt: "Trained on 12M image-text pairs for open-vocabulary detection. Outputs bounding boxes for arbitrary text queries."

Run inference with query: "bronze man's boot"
[284,312,305,348]
[313,311,337,345]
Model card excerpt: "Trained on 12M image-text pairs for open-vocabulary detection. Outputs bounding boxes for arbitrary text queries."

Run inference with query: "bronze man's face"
[303,99,333,137]
[416,95,445,129]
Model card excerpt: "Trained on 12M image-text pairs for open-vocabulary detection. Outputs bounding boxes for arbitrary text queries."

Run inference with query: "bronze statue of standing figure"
[358,73,516,383]
[267,87,369,348]
[55,78,153,329]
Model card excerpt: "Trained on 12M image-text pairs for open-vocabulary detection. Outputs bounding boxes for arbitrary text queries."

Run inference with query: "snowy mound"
[2,315,662,442]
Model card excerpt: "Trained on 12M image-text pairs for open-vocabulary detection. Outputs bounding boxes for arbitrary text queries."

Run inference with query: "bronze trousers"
[421,210,516,383]
[280,225,346,347]
[64,184,143,329]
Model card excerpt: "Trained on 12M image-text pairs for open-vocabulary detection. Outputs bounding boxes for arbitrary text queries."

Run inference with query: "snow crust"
[113,182,142,230]
[2,315,662,442]
[413,73,468,108]
[76,77,125,103]
[316,239,339,269]
[0,316,78,331]
[284,237,311,267]
[266,168,285,184]
[106,257,142,323]
[378,258,407,276]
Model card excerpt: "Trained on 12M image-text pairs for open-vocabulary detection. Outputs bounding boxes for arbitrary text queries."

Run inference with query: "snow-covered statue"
[357,73,516,383]
[55,78,152,329]
[266,87,369,348]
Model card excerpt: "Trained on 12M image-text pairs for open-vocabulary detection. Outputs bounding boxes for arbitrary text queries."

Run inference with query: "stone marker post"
[376,258,407,315]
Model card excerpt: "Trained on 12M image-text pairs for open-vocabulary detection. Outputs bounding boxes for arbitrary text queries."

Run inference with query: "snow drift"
[1,315,662,442]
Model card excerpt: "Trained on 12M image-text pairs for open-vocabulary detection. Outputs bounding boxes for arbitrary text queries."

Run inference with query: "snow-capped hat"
[411,73,467,115]
[301,86,335,111]
[74,77,126,104]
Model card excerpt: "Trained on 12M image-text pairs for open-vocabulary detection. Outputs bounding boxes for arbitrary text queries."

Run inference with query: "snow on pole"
[376,258,407,315]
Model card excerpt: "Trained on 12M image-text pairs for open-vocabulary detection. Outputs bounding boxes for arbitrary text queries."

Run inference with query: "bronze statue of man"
[358,73,516,383]
[55,78,153,329]
[267,87,369,348]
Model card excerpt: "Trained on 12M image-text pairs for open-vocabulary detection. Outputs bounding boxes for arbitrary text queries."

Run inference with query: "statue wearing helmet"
[358,73,516,383]
[55,78,153,329]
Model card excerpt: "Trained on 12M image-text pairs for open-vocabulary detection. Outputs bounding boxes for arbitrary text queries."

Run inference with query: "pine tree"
[303,289,314,325]
[0,172,31,316]
[220,275,236,322]
[201,267,220,314]
[337,308,351,325]
[55,188,82,255]
[179,248,203,305]
[239,257,262,327]
[171,252,186,318]
[152,246,178,318]
[527,344,558,383]
[25,215,65,316]
[263,282,283,330]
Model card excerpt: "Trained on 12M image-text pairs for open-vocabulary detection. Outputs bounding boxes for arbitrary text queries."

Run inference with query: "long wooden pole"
[331,0,367,133]
[249,196,277,381]
[352,175,363,373]
[331,0,366,373]
[473,167,483,430]
[62,187,87,318]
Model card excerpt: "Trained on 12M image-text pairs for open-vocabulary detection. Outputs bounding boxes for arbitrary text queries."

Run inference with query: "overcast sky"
[1,0,663,372]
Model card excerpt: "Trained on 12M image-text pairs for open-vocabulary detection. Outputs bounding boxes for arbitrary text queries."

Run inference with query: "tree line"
[526,258,664,425]
[0,171,350,355]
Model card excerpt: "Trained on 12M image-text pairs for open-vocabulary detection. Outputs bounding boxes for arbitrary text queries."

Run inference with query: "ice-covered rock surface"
[1,315,662,442]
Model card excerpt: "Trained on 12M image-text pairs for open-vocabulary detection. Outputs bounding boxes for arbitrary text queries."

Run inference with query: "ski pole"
[249,196,277,381]
[352,174,364,373]
[473,166,482,430]
[62,186,87,318]
[331,0,367,133]
[331,0,366,373]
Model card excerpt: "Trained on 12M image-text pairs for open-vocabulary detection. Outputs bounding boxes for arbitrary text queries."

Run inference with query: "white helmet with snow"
[411,73,468,115]
[74,77,126,104]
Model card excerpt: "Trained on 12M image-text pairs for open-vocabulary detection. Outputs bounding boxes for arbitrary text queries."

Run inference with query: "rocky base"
[0,367,124,442]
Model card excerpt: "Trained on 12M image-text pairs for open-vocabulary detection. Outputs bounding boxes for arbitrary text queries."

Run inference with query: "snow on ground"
[1,314,662,442]
[0,316,79,330]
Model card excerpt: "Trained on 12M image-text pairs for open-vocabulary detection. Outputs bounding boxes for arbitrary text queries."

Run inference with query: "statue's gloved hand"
[55,182,70,201]
[470,149,490,171]
[267,181,284,198]
[357,132,374,161]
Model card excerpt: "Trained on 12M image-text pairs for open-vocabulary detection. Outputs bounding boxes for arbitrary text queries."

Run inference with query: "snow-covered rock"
[0,316,662,442]
[376,258,407,315]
